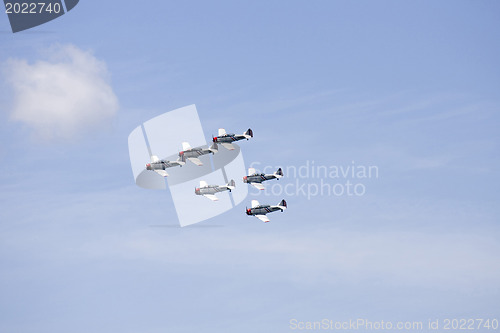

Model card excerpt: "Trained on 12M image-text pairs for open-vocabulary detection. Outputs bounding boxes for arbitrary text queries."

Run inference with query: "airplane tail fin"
[227,179,236,190]
[244,128,253,138]
[274,167,284,178]
[277,199,287,210]
[151,155,160,163]
[209,142,218,153]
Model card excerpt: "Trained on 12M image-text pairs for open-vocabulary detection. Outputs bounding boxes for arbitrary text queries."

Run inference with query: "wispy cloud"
[3,44,119,141]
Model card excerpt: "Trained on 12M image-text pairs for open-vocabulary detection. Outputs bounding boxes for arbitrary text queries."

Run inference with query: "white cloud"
[4,44,119,140]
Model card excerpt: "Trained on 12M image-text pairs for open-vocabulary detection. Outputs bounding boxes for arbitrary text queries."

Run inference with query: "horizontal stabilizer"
[227,179,236,190]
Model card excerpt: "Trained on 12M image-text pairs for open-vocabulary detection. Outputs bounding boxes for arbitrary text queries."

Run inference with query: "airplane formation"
[145,128,287,222]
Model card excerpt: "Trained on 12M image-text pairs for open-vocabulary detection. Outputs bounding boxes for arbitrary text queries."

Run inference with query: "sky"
[0,1,499,332]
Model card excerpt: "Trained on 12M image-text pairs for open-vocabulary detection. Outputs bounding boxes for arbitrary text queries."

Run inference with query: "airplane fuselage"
[146,160,179,170]
[246,205,281,216]
[195,185,230,195]
[181,148,212,159]
[244,173,276,184]
[214,134,244,143]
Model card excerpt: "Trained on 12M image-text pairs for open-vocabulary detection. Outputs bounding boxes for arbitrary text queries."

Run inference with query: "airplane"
[145,154,185,177]
[212,128,253,150]
[243,167,284,190]
[195,179,236,201]
[179,141,218,166]
[246,199,287,222]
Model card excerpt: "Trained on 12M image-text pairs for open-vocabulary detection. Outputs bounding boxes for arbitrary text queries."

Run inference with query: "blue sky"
[1,1,499,332]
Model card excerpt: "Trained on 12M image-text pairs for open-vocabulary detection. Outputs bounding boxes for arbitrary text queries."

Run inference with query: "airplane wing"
[250,182,265,190]
[188,157,203,166]
[203,194,219,201]
[255,215,270,223]
[154,170,169,177]
[218,128,226,136]
[248,168,256,176]
[182,142,192,151]
[200,180,208,187]
[251,200,260,208]
[220,142,235,150]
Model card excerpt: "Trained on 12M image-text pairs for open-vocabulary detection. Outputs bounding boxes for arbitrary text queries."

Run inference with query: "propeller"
[178,148,183,167]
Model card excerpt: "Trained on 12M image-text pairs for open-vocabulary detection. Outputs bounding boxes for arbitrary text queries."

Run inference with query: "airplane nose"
[213,137,217,142]
[146,163,151,170]
[246,208,251,215]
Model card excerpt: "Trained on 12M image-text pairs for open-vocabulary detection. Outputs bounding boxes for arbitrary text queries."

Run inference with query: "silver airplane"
[145,154,185,177]
[179,141,218,166]
[195,179,236,201]
[243,167,283,190]
[246,199,287,223]
[212,128,253,150]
